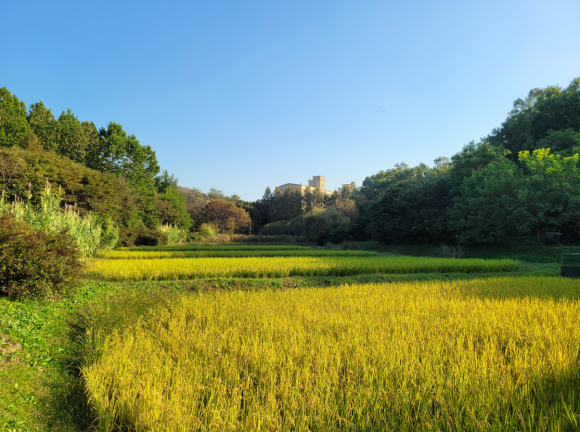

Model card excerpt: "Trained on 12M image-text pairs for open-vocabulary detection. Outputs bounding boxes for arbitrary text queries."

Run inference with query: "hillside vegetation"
[2,79,580,247]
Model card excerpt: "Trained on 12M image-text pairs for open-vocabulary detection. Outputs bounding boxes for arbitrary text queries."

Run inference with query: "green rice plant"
[228,234,305,243]
[99,249,380,259]
[122,244,313,251]
[86,256,520,281]
[158,223,188,244]
[83,277,580,431]
[0,184,106,258]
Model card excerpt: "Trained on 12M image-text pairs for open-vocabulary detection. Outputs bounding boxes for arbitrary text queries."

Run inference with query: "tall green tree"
[536,129,580,157]
[55,109,99,163]
[360,162,430,200]
[155,170,179,193]
[27,101,58,152]
[449,158,522,244]
[303,188,315,214]
[516,149,580,244]
[0,87,29,148]
[157,185,192,229]
[360,170,453,243]
[290,187,304,219]
[449,148,580,244]
[449,141,508,195]
[487,78,580,157]
[88,122,160,190]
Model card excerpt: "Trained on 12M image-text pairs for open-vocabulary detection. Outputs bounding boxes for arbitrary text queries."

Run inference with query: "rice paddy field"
[83,277,580,432]
[87,255,520,281]
[3,242,579,431]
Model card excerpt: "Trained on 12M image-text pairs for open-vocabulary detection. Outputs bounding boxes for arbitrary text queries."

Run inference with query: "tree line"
[2,77,579,244]
[247,77,580,245]
[0,88,253,234]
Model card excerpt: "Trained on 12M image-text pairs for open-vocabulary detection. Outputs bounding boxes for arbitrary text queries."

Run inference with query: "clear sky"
[2,0,580,200]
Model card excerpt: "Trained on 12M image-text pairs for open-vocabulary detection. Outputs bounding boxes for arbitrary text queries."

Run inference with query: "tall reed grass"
[0,183,116,257]
[157,223,188,244]
[83,277,580,431]
[87,256,519,281]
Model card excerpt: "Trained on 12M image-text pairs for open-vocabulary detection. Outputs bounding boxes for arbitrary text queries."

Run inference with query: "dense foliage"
[246,77,580,246]
[0,216,81,298]
[0,88,190,230]
[116,228,169,248]
[3,78,579,246]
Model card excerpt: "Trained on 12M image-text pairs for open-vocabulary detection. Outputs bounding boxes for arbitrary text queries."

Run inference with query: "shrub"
[341,241,360,251]
[260,218,303,236]
[317,223,366,246]
[303,208,349,242]
[98,215,119,249]
[0,216,82,298]
[116,228,168,248]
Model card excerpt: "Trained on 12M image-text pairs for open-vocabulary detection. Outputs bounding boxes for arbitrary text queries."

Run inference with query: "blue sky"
[2,0,580,200]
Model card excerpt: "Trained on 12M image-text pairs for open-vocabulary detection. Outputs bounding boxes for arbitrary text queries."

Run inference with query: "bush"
[0,216,82,298]
[116,228,168,248]
[260,218,303,236]
[316,222,367,246]
[303,208,349,242]
[341,241,361,251]
[98,215,119,249]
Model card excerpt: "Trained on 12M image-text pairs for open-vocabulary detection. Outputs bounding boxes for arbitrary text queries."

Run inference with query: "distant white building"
[278,176,333,196]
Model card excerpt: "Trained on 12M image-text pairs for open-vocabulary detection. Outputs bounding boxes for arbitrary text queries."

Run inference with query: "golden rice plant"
[86,256,520,281]
[83,277,580,431]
